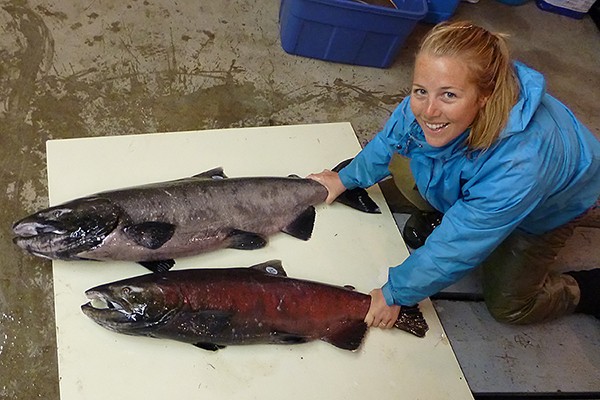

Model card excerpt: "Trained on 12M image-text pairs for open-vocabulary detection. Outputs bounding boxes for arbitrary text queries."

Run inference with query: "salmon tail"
[394,305,429,338]
[331,159,381,214]
[322,320,368,351]
[335,188,381,214]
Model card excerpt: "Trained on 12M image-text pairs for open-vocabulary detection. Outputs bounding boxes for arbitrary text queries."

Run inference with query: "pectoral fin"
[176,310,233,351]
[281,206,315,241]
[123,222,176,249]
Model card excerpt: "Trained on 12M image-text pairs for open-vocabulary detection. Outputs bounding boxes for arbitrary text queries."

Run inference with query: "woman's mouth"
[425,122,450,131]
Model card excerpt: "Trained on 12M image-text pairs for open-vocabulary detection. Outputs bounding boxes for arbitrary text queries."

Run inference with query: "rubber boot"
[401,211,443,250]
[565,269,600,319]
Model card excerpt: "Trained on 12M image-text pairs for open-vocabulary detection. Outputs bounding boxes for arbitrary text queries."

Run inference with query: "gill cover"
[81,276,181,332]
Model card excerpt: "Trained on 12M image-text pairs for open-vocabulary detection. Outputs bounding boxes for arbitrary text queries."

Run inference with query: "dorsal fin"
[250,260,287,277]
[192,167,228,180]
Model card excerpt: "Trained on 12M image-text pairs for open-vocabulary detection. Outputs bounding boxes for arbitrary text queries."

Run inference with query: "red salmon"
[81,260,428,351]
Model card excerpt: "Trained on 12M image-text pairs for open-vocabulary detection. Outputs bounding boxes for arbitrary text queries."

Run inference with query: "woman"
[308,21,600,328]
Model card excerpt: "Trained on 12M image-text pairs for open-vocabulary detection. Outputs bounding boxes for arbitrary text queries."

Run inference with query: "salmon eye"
[122,287,131,296]
[51,209,70,219]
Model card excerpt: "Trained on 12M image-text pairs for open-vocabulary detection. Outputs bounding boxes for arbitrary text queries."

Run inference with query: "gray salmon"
[12,162,380,272]
[81,260,428,351]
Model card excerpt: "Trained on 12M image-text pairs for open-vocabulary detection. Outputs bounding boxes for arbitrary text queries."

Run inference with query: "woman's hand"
[306,170,346,204]
[364,288,401,329]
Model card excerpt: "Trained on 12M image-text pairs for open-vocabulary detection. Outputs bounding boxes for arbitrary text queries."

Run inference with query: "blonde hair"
[417,21,519,150]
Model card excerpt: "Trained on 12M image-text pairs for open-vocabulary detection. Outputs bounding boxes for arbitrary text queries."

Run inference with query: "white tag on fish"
[266,266,279,275]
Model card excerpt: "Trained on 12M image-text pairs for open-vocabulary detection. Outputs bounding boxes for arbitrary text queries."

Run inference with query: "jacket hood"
[500,61,546,139]
[408,121,470,160]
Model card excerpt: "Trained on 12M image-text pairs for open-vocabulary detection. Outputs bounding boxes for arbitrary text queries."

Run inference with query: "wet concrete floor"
[0,0,598,398]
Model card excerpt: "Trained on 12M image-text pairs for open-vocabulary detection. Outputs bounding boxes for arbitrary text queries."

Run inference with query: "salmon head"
[81,274,182,334]
[12,197,121,260]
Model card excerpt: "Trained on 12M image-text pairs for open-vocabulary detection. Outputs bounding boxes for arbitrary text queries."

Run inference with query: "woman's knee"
[484,277,577,325]
[484,296,535,325]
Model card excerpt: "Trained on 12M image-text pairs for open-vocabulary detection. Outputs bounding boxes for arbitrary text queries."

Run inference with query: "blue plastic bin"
[536,0,593,18]
[495,0,528,4]
[423,0,461,24]
[279,0,428,68]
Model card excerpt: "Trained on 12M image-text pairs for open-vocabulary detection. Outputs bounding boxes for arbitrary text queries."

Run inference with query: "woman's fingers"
[307,169,345,204]
[365,288,401,329]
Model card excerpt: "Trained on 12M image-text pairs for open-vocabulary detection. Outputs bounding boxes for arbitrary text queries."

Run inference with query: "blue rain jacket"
[338,62,600,306]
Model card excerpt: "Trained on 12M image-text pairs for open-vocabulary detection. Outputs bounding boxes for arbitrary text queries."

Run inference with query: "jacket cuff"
[338,168,357,190]
[381,282,395,306]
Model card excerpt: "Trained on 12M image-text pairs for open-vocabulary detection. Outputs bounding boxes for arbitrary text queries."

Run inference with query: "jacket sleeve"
[338,98,412,190]
[381,135,552,306]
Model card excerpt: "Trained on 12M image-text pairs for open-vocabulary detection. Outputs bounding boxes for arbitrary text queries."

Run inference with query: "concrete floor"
[0,0,598,399]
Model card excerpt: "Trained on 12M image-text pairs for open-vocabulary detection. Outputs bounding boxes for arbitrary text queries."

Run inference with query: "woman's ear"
[478,93,491,109]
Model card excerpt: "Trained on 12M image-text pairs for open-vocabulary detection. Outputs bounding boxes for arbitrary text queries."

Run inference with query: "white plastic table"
[47,122,473,400]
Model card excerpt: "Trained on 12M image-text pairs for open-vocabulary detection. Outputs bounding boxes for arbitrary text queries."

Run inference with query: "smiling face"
[410,54,489,148]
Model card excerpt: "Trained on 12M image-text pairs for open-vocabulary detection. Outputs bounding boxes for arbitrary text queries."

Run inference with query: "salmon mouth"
[81,289,177,331]
[12,219,69,237]
[81,291,138,324]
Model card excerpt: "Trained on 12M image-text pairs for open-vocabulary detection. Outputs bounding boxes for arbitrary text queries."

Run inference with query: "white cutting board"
[47,123,473,400]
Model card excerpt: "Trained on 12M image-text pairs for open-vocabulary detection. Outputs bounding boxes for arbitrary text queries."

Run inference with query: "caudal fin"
[335,188,381,214]
[332,159,381,214]
[394,305,429,338]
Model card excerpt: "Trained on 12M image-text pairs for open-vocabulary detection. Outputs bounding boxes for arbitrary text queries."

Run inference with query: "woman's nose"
[424,99,441,118]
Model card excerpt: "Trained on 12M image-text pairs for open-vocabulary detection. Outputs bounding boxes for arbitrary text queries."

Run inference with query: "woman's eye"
[443,92,457,99]
[413,88,426,96]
